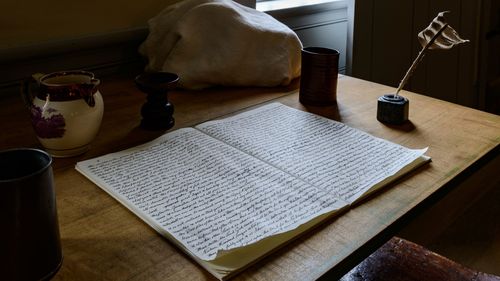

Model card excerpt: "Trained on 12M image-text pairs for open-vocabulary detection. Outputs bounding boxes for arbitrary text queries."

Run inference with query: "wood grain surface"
[1,75,498,280]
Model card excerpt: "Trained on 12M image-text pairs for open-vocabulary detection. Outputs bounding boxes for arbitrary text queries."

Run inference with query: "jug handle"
[83,78,100,107]
[21,73,44,109]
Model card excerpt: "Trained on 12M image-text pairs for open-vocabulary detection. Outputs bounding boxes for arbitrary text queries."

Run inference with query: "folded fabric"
[139,0,302,89]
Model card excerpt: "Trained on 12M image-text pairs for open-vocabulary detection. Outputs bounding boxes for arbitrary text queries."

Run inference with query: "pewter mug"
[0,148,62,280]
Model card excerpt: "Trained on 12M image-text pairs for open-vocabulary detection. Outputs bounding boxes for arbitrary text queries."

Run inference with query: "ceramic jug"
[23,70,104,157]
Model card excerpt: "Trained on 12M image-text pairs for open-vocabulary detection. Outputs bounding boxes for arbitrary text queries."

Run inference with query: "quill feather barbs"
[395,11,469,96]
[418,11,469,50]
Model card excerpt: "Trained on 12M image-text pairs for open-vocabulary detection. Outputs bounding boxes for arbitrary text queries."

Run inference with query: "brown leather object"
[340,237,500,281]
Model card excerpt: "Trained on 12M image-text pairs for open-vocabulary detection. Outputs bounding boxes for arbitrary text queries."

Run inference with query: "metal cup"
[299,47,340,106]
[0,148,62,280]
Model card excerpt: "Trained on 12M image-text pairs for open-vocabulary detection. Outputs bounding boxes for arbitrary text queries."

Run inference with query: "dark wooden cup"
[299,47,339,106]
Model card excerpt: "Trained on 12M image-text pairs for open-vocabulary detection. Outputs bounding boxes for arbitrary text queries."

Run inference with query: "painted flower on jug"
[31,106,66,138]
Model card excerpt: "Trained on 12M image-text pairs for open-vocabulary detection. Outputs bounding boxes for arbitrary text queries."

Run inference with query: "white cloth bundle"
[139,0,302,89]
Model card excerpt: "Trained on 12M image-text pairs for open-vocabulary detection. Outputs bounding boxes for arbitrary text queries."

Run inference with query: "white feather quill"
[395,11,469,96]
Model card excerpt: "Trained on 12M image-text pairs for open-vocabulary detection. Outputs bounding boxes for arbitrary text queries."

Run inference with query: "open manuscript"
[76,103,430,280]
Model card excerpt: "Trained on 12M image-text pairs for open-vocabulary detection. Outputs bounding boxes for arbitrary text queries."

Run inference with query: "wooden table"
[1,75,499,280]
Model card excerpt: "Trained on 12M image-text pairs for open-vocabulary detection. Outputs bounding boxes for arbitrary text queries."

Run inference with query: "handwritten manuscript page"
[197,103,427,203]
[76,103,428,279]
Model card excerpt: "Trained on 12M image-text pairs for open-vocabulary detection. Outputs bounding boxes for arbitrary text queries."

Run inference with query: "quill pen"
[395,11,469,96]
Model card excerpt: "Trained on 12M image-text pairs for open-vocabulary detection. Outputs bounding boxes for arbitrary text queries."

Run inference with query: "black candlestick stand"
[135,72,179,130]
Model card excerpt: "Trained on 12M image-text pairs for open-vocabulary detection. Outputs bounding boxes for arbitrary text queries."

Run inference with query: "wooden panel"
[409,0,480,106]
[422,0,461,103]
[0,0,179,49]
[352,0,485,109]
[408,0,430,95]
[370,0,414,88]
[456,0,481,107]
[399,155,500,245]
[346,0,355,74]
[272,5,347,28]
[0,28,147,92]
[233,0,255,8]
[295,21,348,71]
[271,4,349,72]
[479,0,498,111]
[351,0,374,80]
